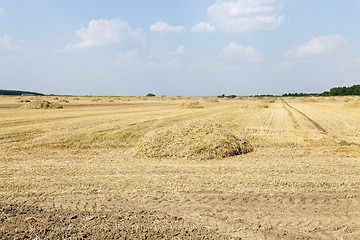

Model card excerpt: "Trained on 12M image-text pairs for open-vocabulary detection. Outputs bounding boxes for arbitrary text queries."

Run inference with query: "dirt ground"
[1,95,360,239]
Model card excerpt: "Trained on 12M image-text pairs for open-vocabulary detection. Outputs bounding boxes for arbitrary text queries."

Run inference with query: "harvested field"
[1,95,360,239]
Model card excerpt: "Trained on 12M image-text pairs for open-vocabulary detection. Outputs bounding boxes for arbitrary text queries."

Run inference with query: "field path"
[281,99,327,134]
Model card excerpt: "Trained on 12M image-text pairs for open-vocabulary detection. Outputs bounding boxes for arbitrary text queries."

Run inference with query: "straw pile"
[302,97,318,102]
[179,100,204,109]
[240,102,269,109]
[135,119,253,160]
[344,100,360,108]
[22,100,63,109]
[202,97,219,103]
[263,98,276,103]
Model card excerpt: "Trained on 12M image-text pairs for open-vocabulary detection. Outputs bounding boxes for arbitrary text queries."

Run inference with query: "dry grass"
[263,97,276,103]
[22,100,63,109]
[178,100,204,109]
[344,100,360,108]
[240,101,269,109]
[135,118,252,160]
[202,97,219,103]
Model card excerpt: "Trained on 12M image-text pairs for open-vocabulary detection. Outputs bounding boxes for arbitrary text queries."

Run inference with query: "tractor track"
[281,99,327,134]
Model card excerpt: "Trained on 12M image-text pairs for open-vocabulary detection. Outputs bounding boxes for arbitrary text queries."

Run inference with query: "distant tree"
[328,85,360,96]
[283,84,360,97]
[0,89,44,96]
[146,93,156,97]
[217,94,226,98]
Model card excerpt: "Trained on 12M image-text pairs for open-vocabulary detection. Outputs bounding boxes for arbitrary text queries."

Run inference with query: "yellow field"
[1,95,360,239]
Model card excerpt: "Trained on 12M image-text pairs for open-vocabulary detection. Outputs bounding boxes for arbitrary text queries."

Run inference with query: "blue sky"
[0,0,359,96]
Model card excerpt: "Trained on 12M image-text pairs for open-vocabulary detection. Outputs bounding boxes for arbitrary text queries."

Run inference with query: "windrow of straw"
[202,97,219,103]
[135,118,253,160]
[22,100,63,109]
[240,102,269,109]
[178,100,204,109]
[344,100,360,108]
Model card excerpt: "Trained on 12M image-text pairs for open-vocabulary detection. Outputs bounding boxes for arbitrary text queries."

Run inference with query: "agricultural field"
[1,95,360,239]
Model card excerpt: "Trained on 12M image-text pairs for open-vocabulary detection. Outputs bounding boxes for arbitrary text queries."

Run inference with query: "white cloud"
[0,34,18,51]
[220,42,263,63]
[207,0,285,33]
[286,34,346,58]
[191,22,215,33]
[172,45,185,55]
[149,21,185,33]
[61,18,142,51]
[113,49,141,66]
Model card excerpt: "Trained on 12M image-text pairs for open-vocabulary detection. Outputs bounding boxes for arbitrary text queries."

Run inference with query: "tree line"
[283,84,360,97]
[0,89,45,96]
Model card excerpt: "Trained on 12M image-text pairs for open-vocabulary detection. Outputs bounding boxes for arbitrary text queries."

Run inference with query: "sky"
[0,0,359,96]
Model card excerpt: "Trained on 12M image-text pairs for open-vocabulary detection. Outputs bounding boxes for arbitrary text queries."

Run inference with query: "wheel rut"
[281,99,327,134]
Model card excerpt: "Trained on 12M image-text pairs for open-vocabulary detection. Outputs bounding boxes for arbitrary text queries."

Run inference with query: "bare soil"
[0,198,229,239]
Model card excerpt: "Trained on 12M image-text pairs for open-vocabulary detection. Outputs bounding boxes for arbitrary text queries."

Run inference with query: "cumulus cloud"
[191,22,215,33]
[207,0,285,33]
[113,49,141,66]
[286,34,346,58]
[172,45,185,55]
[220,42,263,63]
[0,34,18,51]
[149,21,185,33]
[61,18,142,51]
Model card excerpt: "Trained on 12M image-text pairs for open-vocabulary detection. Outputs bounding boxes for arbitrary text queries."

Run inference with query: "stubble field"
[1,95,360,239]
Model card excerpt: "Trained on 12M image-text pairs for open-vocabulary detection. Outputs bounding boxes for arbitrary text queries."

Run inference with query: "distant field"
[1,95,360,239]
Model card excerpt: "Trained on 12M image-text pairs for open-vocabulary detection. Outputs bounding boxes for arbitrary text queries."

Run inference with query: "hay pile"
[135,119,253,160]
[344,100,360,108]
[240,102,269,109]
[22,100,63,109]
[202,97,219,103]
[302,97,318,102]
[179,101,204,109]
[263,98,276,103]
